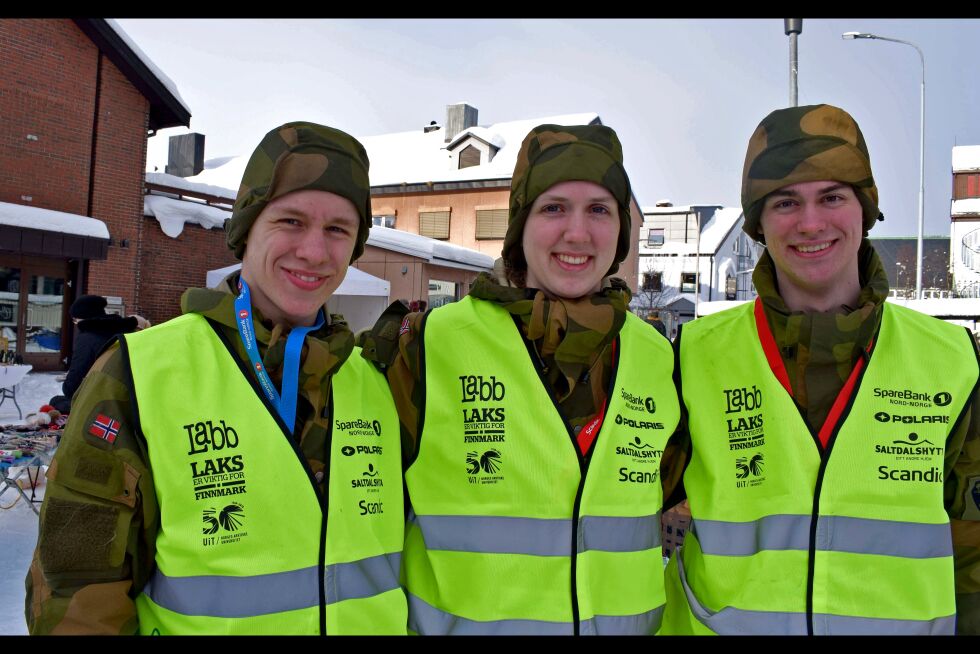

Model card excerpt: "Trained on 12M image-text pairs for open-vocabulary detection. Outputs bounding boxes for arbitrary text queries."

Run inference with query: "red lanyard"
[576,339,617,456]
[754,298,872,450]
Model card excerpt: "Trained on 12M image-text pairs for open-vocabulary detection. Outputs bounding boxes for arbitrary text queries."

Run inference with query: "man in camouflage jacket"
[661,104,980,635]
[25,122,405,634]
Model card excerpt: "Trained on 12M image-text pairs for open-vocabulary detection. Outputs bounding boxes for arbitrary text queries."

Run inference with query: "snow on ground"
[0,372,61,635]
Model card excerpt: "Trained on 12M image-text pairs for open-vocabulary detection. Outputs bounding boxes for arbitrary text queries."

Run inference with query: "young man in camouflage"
[362,124,679,634]
[661,104,980,635]
[25,122,406,635]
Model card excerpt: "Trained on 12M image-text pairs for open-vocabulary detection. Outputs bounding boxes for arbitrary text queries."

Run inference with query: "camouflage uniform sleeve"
[360,301,425,467]
[946,360,980,635]
[25,342,157,635]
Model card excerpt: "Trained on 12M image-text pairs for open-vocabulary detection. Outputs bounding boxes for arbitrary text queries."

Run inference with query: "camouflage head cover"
[226,121,372,261]
[741,104,881,243]
[503,123,632,276]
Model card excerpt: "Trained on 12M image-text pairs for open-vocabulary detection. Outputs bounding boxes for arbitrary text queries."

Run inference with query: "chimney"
[165,133,205,177]
[445,103,478,143]
[423,120,441,134]
[655,199,673,207]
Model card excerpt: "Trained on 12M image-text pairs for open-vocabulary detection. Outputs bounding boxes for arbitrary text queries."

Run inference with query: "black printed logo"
[466,449,503,485]
[934,392,952,407]
[735,454,766,488]
[202,503,247,547]
[724,386,762,414]
[342,445,355,456]
[373,420,381,436]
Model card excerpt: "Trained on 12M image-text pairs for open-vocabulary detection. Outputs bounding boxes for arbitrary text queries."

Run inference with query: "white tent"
[205,264,390,333]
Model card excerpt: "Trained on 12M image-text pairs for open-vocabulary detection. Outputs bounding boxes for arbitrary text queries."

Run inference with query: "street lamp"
[842,30,926,300]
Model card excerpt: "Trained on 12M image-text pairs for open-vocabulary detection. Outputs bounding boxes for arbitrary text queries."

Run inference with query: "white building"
[635,203,762,336]
[951,145,980,297]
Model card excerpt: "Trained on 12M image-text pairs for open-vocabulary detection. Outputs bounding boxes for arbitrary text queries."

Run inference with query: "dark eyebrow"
[767,183,848,200]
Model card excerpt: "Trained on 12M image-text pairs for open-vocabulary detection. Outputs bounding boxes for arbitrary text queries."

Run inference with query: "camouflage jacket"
[360,261,652,469]
[25,274,353,635]
[664,241,980,633]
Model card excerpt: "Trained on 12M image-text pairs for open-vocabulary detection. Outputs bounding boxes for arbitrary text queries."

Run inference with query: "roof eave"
[74,19,190,131]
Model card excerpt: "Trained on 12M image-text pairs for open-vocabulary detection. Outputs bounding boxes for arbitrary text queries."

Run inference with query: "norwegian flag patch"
[88,413,120,444]
[399,317,411,336]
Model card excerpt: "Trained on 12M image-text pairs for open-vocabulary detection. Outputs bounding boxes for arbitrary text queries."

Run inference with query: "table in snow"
[0,431,56,515]
[0,365,32,420]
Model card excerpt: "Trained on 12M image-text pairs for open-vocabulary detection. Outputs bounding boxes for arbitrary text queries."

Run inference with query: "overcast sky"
[116,18,980,238]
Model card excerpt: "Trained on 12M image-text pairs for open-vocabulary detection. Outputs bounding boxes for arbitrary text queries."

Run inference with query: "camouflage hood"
[503,123,633,277]
[469,264,629,401]
[226,121,372,261]
[741,104,882,243]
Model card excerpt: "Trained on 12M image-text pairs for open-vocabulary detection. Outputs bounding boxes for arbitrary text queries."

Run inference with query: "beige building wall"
[353,244,483,305]
[372,188,510,257]
[372,190,642,294]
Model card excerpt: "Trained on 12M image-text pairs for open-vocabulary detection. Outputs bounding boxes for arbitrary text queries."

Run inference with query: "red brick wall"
[0,19,97,215]
[0,19,154,314]
[139,218,238,325]
[85,48,149,313]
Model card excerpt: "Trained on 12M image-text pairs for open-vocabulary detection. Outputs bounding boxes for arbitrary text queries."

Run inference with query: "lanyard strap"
[753,297,872,449]
[576,339,617,456]
[234,278,324,433]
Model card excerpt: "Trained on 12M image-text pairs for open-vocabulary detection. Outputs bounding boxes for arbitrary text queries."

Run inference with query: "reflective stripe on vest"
[410,512,661,554]
[124,314,406,635]
[405,297,678,635]
[693,514,953,559]
[143,552,402,617]
[665,302,977,635]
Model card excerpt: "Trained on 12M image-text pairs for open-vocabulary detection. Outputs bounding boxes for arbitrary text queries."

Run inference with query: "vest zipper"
[805,345,874,636]
[207,318,330,634]
[515,318,583,634]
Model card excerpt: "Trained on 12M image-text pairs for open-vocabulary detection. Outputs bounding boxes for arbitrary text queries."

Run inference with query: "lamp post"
[842,31,925,300]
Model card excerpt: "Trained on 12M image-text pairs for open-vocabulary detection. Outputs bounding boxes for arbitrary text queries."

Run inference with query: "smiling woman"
[363,122,680,635]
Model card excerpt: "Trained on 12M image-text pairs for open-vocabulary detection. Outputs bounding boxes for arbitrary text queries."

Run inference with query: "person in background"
[47,295,150,415]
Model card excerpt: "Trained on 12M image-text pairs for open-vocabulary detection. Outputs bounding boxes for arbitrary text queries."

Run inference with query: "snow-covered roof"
[952,198,980,217]
[364,112,599,187]
[446,126,505,150]
[640,206,743,255]
[366,225,494,272]
[165,112,599,193]
[146,172,236,200]
[144,194,231,238]
[0,201,110,239]
[105,20,191,119]
[952,145,980,172]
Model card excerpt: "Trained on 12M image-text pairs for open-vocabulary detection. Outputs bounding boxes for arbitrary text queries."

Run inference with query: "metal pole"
[789,33,798,106]
[785,19,803,107]
[842,32,926,299]
[916,47,925,300]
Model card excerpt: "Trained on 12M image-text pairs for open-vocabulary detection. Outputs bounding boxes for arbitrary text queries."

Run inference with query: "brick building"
[0,19,190,369]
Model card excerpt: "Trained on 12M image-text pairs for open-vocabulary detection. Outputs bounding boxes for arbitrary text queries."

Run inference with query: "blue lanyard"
[234,278,324,433]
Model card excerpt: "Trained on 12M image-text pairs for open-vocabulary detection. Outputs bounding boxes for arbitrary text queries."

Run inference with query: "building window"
[642,272,663,292]
[475,208,508,239]
[725,275,737,300]
[458,144,481,170]
[428,279,459,308]
[372,214,396,228]
[419,210,451,239]
[955,173,980,200]
[681,272,697,294]
[647,228,665,247]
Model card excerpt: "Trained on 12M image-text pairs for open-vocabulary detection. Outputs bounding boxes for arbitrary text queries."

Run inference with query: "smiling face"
[521,180,620,299]
[759,179,864,312]
[240,189,360,327]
